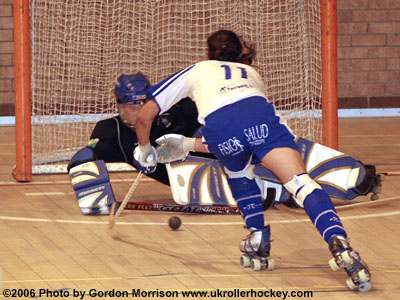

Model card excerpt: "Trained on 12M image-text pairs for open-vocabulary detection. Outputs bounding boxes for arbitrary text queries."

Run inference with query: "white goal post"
[13,0,338,181]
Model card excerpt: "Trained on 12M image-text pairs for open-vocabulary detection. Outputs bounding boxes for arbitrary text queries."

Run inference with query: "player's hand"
[133,143,157,174]
[155,134,196,163]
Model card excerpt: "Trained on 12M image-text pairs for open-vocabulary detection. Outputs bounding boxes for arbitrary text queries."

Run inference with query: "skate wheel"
[346,278,357,290]
[240,255,251,268]
[266,258,275,271]
[358,281,371,292]
[358,269,370,282]
[251,259,262,271]
[329,258,340,271]
[342,250,354,264]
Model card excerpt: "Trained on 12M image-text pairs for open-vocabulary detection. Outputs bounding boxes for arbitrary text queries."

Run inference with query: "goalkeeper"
[67,73,204,214]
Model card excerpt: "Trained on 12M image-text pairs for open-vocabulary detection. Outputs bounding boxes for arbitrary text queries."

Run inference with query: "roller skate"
[328,235,371,292]
[239,225,274,271]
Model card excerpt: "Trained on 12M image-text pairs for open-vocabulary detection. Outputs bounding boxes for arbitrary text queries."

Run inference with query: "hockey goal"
[14,0,337,181]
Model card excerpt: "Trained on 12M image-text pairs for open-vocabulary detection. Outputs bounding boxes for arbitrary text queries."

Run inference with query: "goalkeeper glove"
[133,143,157,174]
[155,134,196,163]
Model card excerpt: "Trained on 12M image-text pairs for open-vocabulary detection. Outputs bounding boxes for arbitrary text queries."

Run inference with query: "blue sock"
[303,189,347,242]
[227,177,264,229]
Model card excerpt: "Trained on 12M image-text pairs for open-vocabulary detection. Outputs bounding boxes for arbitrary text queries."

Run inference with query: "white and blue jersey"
[148,60,298,172]
[148,60,266,124]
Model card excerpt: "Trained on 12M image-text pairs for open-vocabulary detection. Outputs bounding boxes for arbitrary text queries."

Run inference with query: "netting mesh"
[30,0,322,172]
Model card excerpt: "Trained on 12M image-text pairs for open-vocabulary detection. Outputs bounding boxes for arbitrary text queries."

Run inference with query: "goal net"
[29,0,322,173]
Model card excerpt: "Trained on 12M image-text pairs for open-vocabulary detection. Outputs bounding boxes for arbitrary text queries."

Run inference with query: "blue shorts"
[201,96,298,172]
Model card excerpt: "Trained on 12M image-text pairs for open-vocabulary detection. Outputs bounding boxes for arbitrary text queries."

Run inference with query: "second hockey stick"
[108,171,144,229]
[116,201,240,214]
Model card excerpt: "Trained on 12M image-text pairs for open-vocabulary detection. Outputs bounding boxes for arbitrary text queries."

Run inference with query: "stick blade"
[108,202,117,229]
[108,219,116,229]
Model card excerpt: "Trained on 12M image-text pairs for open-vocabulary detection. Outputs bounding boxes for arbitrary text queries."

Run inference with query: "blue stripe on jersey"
[150,65,195,98]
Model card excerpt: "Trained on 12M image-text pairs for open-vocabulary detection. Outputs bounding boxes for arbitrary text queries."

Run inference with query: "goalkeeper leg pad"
[349,163,383,199]
[67,147,96,172]
[167,156,236,206]
[69,160,116,215]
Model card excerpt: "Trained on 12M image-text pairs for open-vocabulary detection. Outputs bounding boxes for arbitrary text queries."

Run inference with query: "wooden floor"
[0,118,399,300]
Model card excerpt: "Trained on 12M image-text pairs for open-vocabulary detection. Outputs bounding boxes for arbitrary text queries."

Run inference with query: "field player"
[133,30,372,291]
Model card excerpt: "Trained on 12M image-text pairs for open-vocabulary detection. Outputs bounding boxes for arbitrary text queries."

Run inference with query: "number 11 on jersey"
[221,65,248,80]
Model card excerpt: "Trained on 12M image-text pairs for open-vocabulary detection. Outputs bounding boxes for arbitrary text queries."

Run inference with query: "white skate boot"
[239,225,274,271]
[328,235,371,292]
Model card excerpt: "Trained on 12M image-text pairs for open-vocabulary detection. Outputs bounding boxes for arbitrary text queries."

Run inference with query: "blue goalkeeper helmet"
[115,73,151,105]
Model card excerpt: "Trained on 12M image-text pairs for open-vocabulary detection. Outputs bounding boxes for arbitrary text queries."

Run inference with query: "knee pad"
[283,173,322,208]
[224,158,255,180]
[69,160,116,215]
[227,177,261,200]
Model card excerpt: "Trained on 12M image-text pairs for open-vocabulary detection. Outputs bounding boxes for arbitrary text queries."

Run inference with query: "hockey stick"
[108,171,144,229]
[116,201,240,214]
[335,195,400,211]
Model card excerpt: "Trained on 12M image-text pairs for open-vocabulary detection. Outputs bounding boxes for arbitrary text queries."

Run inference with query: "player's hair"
[207,30,256,65]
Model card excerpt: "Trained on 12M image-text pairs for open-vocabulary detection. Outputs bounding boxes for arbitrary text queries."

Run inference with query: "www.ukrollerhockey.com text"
[2,288,313,299]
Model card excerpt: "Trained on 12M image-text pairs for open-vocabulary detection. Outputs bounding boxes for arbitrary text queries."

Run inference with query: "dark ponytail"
[207,30,256,65]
